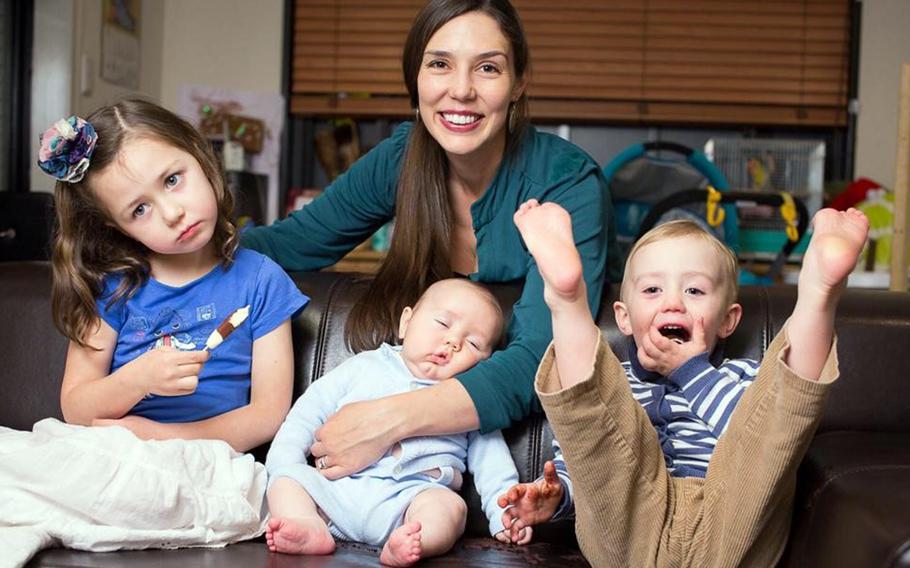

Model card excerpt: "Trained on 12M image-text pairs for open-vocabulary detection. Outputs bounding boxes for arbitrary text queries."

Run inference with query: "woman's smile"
[439,110,483,131]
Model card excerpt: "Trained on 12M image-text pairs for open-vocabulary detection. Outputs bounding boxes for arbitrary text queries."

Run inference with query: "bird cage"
[705,138,825,260]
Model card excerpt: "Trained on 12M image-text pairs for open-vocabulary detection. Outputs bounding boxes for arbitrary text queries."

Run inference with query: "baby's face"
[615,235,739,353]
[398,281,502,381]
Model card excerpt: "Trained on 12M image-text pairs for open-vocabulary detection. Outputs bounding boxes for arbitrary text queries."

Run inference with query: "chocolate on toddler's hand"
[203,305,250,351]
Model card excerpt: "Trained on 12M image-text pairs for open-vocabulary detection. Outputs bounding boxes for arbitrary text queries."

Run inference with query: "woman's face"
[417,11,524,163]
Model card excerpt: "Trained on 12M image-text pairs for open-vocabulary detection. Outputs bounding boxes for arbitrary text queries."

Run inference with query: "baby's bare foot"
[265,516,335,555]
[799,208,869,298]
[513,200,584,303]
[380,521,422,567]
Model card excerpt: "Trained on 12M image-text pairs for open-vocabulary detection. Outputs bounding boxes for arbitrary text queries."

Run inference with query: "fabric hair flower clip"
[37,116,98,183]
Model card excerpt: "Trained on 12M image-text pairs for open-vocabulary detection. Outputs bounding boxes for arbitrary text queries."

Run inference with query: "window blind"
[290,0,850,127]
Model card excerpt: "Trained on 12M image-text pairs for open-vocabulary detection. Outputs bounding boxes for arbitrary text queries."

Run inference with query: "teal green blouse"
[241,123,616,433]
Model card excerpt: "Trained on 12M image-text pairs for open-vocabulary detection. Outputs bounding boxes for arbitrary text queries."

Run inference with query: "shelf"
[325,242,386,274]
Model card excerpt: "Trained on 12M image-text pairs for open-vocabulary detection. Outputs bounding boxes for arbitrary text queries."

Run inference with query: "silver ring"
[316,456,327,469]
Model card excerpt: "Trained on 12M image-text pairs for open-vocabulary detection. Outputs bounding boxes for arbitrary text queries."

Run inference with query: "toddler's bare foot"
[513,200,584,304]
[380,521,422,567]
[799,208,869,303]
[265,516,335,555]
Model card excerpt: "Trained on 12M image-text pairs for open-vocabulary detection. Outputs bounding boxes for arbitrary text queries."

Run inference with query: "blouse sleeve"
[457,165,612,433]
[239,124,411,271]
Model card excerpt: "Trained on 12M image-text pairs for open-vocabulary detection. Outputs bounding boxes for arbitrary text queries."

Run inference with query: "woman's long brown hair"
[51,98,238,348]
[345,0,531,352]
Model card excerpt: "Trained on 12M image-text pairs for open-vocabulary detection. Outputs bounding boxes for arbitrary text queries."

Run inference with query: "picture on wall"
[101,0,141,89]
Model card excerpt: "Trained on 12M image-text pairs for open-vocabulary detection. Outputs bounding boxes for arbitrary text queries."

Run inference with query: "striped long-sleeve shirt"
[549,344,760,492]
[625,345,760,477]
[548,439,575,521]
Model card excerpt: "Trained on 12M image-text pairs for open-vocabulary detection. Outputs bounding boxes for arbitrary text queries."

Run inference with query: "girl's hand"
[127,347,209,397]
[93,415,162,440]
[309,398,396,480]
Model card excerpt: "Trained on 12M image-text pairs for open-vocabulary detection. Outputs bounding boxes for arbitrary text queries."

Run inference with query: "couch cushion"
[0,262,67,430]
[29,537,587,566]
[781,431,910,568]
[4,263,909,567]
[813,290,910,435]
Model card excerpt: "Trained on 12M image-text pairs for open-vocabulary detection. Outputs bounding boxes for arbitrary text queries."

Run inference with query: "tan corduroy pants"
[537,328,838,568]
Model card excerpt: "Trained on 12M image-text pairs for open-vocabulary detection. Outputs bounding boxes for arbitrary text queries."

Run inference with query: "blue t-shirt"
[96,248,308,423]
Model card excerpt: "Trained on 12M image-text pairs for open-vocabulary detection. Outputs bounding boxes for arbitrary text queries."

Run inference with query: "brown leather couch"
[2,262,909,567]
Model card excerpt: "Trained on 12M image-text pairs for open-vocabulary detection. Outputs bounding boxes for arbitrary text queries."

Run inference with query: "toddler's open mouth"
[659,325,690,344]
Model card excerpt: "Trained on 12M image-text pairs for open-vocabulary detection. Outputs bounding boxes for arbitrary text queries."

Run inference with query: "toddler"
[501,199,868,567]
[2,98,308,563]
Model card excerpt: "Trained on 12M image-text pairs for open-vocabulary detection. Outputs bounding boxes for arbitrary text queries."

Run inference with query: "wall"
[160,0,284,221]
[30,0,283,194]
[30,0,73,193]
[158,0,283,110]
[31,2,905,196]
[70,0,163,115]
[30,0,163,193]
[855,0,910,189]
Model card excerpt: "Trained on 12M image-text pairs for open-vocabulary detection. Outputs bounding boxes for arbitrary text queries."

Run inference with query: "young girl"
[1,99,307,564]
[45,98,306,452]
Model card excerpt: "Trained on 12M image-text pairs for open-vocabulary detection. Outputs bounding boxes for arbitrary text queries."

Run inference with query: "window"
[288,0,852,127]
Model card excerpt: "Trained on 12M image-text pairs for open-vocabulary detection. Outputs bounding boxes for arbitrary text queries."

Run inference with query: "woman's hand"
[310,398,399,479]
[310,380,479,480]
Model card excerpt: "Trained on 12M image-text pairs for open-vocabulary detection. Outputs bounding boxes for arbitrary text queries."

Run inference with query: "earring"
[415,108,420,123]
[508,103,516,133]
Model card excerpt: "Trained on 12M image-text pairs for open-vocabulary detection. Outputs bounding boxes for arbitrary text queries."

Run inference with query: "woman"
[242,0,617,478]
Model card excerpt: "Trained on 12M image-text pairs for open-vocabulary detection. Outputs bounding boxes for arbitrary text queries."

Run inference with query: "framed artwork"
[101,0,141,89]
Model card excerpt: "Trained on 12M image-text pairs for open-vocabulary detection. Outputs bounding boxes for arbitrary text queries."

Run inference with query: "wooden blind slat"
[643,38,847,56]
[523,23,645,37]
[296,31,407,45]
[295,57,401,71]
[297,20,412,33]
[290,95,846,127]
[290,0,852,127]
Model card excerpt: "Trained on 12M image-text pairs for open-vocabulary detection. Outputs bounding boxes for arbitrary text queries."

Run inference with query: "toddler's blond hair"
[621,220,739,306]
